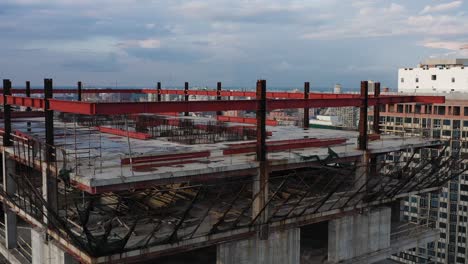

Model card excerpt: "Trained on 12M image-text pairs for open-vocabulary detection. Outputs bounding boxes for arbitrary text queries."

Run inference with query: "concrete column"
[2,152,17,249]
[354,154,369,195]
[31,228,45,264]
[328,207,391,263]
[42,164,58,225]
[31,228,77,264]
[217,228,300,264]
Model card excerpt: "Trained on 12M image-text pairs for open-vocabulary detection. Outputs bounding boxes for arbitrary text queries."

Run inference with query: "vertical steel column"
[256,80,266,162]
[216,82,222,116]
[358,81,368,150]
[255,80,269,239]
[2,79,12,146]
[77,81,82,102]
[44,79,54,162]
[157,82,162,102]
[373,82,381,134]
[303,82,310,129]
[184,82,189,116]
[43,79,58,225]
[26,81,32,132]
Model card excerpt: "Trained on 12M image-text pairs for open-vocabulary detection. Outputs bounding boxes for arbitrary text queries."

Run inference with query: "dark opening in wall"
[301,221,328,263]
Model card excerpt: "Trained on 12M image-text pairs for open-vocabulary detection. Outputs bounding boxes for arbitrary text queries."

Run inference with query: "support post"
[44,79,55,162]
[77,81,82,102]
[157,82,161,102]
[26,81,32,132]
[43,79,58,223]
[373,82,381,134]
[358,81,368,150]
[254,80,268,240]
[303,82,310,129]
[184,82,189,116]
[3,152,17,249]
[2,79,12,146]
[216,82,222,116]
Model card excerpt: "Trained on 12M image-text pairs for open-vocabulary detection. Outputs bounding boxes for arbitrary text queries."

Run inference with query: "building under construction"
[0,79,458,263]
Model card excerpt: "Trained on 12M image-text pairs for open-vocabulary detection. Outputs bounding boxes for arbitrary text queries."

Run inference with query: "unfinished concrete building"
[0,79,457,264]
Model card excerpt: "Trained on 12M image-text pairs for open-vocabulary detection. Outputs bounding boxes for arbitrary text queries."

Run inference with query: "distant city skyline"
[1,0,468,89]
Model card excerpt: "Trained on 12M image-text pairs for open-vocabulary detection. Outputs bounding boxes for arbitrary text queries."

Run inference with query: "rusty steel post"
[373,82,381,134]
[256,80,266,162]
[26,81,32,132]
[303,82,310,129]
[184,82,189,116]
[255,79,269,239]
[77,81,82,102]
[358,81,368,150]
[157,82,161,102]
[44,78,55,162]
[216,82,222,116]
[2,79,12,146]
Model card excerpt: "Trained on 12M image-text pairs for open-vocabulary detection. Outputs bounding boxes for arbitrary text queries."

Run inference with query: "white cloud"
[420,1,463,14]
[118,39,161,49]
[422,41,468,50]
[145,23,156,29]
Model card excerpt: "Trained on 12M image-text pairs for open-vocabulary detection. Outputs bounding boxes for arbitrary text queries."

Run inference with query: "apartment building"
[378,59,468,264]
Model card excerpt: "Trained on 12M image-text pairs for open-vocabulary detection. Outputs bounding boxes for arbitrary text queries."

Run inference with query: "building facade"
[398,59,468,94]
[379,59,468,264]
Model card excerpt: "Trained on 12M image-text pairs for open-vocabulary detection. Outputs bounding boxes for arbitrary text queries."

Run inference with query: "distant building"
[398,58,468,94]
[377,58,468,264]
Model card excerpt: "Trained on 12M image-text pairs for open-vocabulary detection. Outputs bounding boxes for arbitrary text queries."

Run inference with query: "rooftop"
[420,58,468,67]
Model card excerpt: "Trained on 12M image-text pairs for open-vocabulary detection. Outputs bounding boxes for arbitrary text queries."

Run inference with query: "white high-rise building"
[398,58,468,94]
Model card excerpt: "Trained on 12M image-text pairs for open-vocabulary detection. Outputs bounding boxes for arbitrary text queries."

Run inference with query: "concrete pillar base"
[3,151,17,249]
[31,228,78,264]
[328,207,391,263]
[217,228,300,264]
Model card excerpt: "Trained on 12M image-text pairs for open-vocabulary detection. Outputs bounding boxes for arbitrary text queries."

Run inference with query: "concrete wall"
[328,207,391,263]
[31,228,78,264]
[217,228,300,264]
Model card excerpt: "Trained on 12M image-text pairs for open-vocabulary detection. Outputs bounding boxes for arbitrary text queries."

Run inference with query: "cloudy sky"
[1,0,467,89]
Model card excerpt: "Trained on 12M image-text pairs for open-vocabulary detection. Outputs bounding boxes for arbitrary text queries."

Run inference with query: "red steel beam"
[97,126,152,140]
[0,111,44,118]
[223,138,347,155]
[1,95,445,115]
[3,88,364,99]
[217,115,278,126]
[121,151,210,165]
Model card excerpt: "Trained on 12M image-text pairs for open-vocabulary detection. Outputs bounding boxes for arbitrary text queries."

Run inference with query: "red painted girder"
[217,115,278,126]
[223,138,347,155]
[3,95,444,115]
[7,88,143,94]
[97,126,152,140]
[3,88,362,99]
[3,96,45,109]
[121,151,210,165]
[0,111,44,118]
